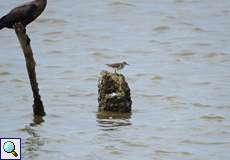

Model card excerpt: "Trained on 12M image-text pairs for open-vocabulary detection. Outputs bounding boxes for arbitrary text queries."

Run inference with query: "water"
[0,0,230,159]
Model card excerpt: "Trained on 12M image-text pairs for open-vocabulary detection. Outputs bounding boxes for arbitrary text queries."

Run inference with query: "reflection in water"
[96,112,132,131]
[21,116,45,159]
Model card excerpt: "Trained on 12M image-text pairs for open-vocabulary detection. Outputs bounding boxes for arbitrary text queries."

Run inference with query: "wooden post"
[14,23,45,116]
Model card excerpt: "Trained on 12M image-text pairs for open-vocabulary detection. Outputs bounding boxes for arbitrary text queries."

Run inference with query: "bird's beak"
[127,63,130,65]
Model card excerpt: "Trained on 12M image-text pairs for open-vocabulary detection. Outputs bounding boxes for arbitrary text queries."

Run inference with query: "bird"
[0,0,47,30]
[106,61,129,73]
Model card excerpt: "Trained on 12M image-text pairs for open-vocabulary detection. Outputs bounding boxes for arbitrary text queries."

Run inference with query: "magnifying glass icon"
[3,141,18,157]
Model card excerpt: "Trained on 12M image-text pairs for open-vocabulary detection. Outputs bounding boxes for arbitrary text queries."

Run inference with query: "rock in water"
[98,71,132,112]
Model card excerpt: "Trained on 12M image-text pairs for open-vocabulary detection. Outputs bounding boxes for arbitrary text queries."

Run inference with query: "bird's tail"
[0,16,6,30]
[0,24,4,30]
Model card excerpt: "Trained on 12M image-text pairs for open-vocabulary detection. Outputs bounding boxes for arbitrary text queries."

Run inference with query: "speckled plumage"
[106,61,129,73]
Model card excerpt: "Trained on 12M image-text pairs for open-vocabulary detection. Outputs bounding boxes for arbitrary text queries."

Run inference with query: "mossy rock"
[98,71,132,113]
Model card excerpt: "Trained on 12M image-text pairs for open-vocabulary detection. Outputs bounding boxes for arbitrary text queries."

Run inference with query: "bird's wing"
[106,64,114,67]
[106,63,119,67]
[1,3,37,25]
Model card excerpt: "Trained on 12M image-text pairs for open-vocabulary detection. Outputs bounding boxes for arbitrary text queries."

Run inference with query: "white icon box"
[0,138,21,160]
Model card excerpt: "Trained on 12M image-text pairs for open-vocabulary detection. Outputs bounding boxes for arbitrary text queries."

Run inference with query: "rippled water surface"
[0,0,230,159]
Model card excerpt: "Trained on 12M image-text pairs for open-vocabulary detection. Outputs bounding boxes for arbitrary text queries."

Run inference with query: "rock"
[98,71,132,113]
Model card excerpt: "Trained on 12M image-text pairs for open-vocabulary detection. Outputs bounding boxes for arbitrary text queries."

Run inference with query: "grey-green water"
[0,0,230,159]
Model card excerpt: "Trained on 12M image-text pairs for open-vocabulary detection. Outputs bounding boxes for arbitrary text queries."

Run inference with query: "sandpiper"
[106,61,129,73]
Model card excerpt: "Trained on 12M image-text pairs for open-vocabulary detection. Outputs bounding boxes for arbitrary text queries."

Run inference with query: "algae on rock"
[98,71,132,113]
